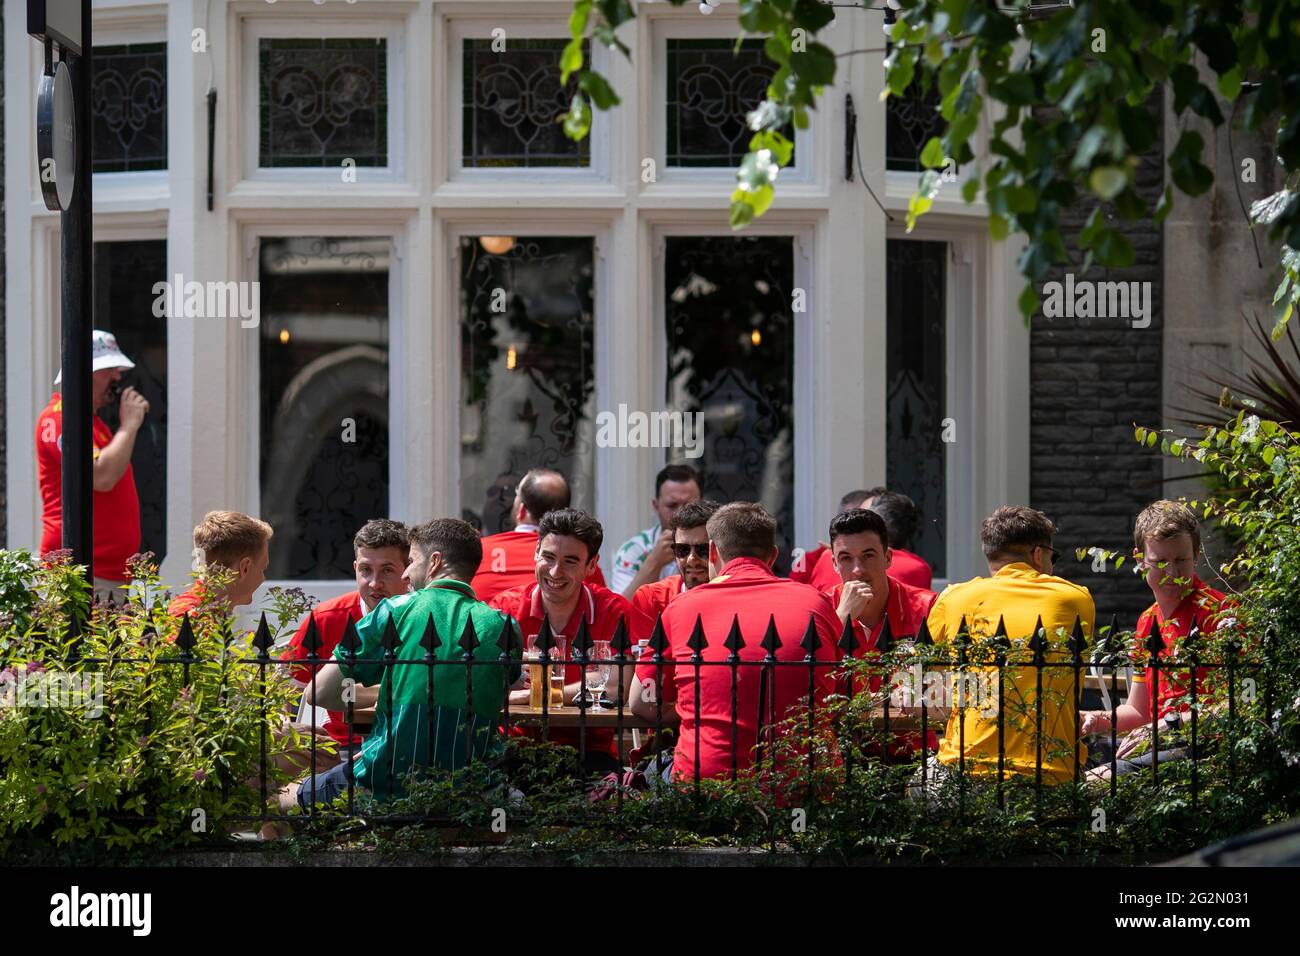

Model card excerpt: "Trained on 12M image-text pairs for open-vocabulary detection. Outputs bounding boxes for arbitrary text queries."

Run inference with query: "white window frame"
[643,5,820,192]
[445,17,614,185]
[650,215,816,547]
[234,12,409,191]
[233,213,413,610]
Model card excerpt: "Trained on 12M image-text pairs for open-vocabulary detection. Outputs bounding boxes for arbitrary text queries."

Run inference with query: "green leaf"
[1093,229,1134,267]
[560,38,585,85]
[1017,282,1040,320]
[920,137,946,169]
[1169,130,1214,196]
[990,72,1036,106]
[789,44,837,87]
[961,177,980,203]
[989,213,1009,241]
[1154,184,1175,224]
[562,92,592,141]
[578,71,621,110]
[1217,64,1244,101]
[1089,166,1128,200]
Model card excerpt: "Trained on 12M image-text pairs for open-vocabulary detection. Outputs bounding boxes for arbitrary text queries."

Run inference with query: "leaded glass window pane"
[665,236,795,569]
[462,39,589,168]
[886,80,946,172]
[460,237,595,534]
[666,39,792,168]
[259,237,390,579]
[94,240,168,561]
[259,38,388,168]
[91,43,167,172]
[886,238,947,576]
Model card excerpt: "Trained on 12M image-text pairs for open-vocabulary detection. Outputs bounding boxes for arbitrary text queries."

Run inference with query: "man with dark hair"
[630,498,722,624]
[826,508,936,653]
[282,518,410,759]
[611,463,702,598]
[490,509,652,770]
[470,468,605,602]
[912,505,1095,795]
[792,486,885,585]
[630,502,840,784]
[288,517,520,807]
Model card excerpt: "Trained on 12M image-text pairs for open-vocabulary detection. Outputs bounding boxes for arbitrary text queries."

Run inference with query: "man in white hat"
[35,330,151,602]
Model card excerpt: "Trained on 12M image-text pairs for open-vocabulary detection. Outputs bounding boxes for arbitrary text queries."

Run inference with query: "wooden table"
[507,704,676,731]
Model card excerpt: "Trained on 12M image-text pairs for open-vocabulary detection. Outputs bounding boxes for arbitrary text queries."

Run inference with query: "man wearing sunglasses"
[911,505,1095,797]
[624,499,722,687]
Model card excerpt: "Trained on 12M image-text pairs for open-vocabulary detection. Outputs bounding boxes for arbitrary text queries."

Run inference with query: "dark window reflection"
[886,239,947,575]
[666,39,792,168]
[459,237,595,534]
[462,39,589,168]
[886,80,946,172]
[664,235,795,571]
[259,237,390,579]
[92,43,167,172]
[94,240,168,562]
[259,38,387,168]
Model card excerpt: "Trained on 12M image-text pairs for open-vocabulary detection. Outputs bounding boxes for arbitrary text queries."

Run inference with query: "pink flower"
[35,784,46,795]
[137,736,149,747]
[193,769,208,783]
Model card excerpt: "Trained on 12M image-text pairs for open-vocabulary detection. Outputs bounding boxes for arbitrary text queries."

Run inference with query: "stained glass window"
[92,43,167,172]
[665,235,796,568]
[885,239,947,576]
[666,39,793,168]
[462,39,589,168]
[259,237,390,579]
[886,80,947,172]
[259,38,388,168]
[459,237,595,534]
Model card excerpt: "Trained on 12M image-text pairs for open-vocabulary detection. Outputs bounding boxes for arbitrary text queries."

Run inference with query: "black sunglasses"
[672,543,710,560]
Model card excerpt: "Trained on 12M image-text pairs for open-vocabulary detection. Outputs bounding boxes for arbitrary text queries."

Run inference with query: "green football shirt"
[334,578,521,798]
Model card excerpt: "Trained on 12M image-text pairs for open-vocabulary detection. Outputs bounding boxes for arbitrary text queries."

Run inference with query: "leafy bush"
[0,554,309,856]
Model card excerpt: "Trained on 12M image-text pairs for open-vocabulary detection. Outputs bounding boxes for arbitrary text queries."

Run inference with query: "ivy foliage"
[561,0,1300,327]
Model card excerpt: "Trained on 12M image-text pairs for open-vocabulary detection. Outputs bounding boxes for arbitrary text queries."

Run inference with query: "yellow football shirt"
[926,563,1096,784]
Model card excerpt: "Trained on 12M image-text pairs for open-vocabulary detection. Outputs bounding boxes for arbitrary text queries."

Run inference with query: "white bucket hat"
[53,330,136,385]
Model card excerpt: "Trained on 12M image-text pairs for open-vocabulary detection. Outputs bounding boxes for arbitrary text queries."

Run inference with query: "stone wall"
[1030,97,1166,624]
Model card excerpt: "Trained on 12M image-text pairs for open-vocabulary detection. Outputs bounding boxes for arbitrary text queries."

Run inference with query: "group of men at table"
[156,463,1232,811]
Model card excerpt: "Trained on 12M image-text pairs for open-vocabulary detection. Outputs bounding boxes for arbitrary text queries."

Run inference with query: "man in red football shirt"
[490,508,650,772]
[630,502,841,785]
[281,519,409,754]
[791,487,881,585]
[167,510,273,623]
[824,508,938,753]
[471,468,606,603]
[1080,500,1236,779]
[622,498,721,701]
[806,489,934,591]
[35,331,151,602]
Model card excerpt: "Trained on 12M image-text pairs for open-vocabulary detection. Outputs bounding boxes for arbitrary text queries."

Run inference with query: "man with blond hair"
[1080,500,1234,779]
[168,510,273,619]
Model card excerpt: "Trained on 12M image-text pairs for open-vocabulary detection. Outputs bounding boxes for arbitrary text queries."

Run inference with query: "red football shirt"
[826,575,939,754]
[630,574,685,643]
[490,581,651,756]
[471,530,607,604]
[789,544,828,585]
[807,546,933,592]
[636,557,840,783]
[282,591,368,747]
[36,393,141,582]
[1133,577,1235,719]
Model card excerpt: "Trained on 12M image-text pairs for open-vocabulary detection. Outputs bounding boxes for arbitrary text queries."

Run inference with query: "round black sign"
[36,61,76,212]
